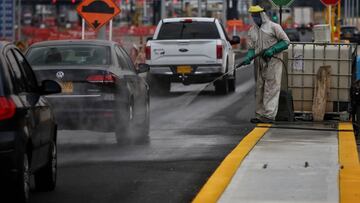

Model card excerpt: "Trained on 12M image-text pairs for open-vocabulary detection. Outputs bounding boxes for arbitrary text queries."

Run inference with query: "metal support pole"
[348,0,351,25]
[18,0,21,41]
[205,0,208,17]
[81,19,85,40]
[143,0,147,24]
[222,0,227,25]
[1,0,4,39]
[337,1,341,41]
[109,20,113,41]
[357,0,359,27]
[198,0,202,17]
[352,0,355,25]
[161,0,166,19]
[344,0,347,25]
[329,5,332,42]
[347,0,350,25]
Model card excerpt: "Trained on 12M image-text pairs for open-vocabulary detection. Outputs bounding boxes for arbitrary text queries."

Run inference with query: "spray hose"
[181,50,288,106]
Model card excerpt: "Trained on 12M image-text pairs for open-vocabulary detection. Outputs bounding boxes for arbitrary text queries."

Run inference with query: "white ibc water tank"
[313,24,331,43]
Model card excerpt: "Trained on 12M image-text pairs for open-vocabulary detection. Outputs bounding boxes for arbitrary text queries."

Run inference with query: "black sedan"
[0,41,61,202]
[341,26,360,44]
[25,40,150,144]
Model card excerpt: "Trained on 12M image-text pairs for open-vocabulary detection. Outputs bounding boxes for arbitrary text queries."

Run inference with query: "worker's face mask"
[251,13,263,27]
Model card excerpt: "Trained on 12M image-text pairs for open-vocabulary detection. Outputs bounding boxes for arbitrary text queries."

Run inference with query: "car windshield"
[26,45,111,67]
[157,21,220,40]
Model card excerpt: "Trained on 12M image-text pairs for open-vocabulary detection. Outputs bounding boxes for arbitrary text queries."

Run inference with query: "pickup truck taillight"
[216,45,223,59]
[87,74,116,84]
[146,45,151,60]
[0,97,16,121]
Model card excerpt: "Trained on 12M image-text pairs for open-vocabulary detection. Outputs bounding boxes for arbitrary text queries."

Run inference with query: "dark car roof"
[28,39,118,48]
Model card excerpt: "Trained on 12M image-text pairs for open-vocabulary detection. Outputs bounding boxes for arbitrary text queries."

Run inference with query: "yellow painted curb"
[192,125,270,203]
[338,122,360,203]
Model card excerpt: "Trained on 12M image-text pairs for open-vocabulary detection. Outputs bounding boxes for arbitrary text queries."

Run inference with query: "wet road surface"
[29,62,257,203]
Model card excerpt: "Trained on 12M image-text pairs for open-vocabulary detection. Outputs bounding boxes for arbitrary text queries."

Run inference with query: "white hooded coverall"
[247,12,290,120]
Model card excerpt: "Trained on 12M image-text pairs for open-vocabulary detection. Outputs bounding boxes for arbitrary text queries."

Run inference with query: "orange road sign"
[76,0,121,32]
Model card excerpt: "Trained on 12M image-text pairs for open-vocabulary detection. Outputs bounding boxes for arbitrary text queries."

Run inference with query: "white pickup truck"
[145,17,240,94]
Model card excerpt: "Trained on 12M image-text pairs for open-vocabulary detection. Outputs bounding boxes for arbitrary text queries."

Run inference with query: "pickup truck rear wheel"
[215,78,229,95]
[228,70,236,92]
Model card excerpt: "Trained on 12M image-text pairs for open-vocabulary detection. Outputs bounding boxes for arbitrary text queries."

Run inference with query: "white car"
[146,17,240,94]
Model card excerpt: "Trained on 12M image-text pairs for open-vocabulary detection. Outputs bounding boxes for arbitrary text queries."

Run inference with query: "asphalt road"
[29,62,256,203]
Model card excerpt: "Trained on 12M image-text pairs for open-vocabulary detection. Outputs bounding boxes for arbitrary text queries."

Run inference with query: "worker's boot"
[250,118,262,123]
[250,117,274,124]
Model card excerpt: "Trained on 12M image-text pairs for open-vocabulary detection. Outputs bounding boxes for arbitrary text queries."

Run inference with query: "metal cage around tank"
[282,42,358,120]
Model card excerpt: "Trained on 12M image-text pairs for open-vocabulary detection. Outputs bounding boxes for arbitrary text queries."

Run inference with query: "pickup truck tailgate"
[149,40,219,65]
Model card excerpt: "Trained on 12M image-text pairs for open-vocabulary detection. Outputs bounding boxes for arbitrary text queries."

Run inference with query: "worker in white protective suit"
[242,5,290,123]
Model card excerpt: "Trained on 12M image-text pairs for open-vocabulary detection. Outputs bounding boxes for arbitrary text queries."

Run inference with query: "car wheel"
[228,70,236,92]
[34,141,57,191]
[215,78,229,95]
[115,102,133,145]
[116,100,150,145]
[147,74,170,95]
[134,101,150,144]
[15,153,30,203]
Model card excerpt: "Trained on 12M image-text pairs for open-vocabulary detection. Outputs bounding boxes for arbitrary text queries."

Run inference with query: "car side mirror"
[147,37,153,41]
[40,80,62,95]
[230,36,241,45]
[137,63,150,74]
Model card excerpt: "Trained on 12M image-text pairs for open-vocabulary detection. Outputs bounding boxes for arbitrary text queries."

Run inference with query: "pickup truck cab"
[146,17,240,94]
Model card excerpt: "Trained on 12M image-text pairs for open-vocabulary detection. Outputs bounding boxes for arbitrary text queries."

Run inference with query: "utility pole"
[205,0,208,17]
[357,0,359,27]
[352,0,355,25]
[337,1,341,41]
[198,0,202,17]
[143,0,147,25]
[161,0,166,19]
[344,0,347,25]
[222,0,227,25]
[17,0,21,41]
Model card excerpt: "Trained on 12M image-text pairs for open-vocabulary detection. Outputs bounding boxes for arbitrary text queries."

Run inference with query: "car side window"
[115,46,132,72]
[5,50,27,93]
[118,46,137,73]
[12,49,39,92]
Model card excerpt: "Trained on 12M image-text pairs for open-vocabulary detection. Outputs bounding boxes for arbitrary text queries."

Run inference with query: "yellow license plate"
[60,82,73,93]
[177,66,192,74]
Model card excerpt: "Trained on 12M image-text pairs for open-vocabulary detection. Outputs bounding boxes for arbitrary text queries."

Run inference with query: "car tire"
[115,101,149,145]
[147,74,170,95]
[15,152,30,203]
[134,100,150,144]
[34,141,57,192]
[228,70,236,92]
[215,78,229,95]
